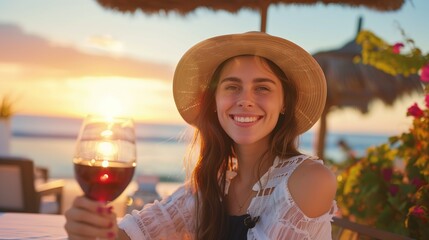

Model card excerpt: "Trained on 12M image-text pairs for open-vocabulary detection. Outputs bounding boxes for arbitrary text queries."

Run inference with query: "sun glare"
[101,129,113,138]
[97,141,117,161]
[3,76,184,124]
[91,95,123,118]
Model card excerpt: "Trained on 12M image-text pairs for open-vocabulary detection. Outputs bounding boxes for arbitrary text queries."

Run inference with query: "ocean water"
[10,136,189,180]
[7,115,392,180]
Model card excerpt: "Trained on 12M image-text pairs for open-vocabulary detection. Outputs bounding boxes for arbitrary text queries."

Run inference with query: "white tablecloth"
[0,212,67,239]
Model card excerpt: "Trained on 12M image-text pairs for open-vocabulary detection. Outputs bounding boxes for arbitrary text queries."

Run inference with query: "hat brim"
[173,32,326,134]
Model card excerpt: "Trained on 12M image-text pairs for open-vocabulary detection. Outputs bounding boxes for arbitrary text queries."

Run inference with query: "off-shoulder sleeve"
[265,201,337,240]
[118,185,195,240]
[264,157,337,240]
[250,156,338,240]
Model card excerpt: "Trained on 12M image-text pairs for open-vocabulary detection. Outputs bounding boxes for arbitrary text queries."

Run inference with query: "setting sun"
[4,75,184,124]
[91,96,123,118]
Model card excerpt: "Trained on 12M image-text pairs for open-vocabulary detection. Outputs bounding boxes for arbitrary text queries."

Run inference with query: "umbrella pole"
[259,3,269,32]
[315,106,329,159]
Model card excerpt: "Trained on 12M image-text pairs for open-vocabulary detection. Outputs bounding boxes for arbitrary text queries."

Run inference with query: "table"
[0,182,182,239]
[0,212,67,239]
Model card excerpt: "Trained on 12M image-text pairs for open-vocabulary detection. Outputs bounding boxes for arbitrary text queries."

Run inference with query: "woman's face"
[215,56,284,146]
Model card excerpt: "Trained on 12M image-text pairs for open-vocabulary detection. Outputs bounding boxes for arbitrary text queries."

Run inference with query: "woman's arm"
[118,185,195,239]
[65,184,194,239]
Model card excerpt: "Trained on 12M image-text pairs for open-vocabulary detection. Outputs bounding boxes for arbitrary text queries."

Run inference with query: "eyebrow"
[219,77,278,85]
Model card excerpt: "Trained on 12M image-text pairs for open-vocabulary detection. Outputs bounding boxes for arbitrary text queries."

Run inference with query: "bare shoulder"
[287,158,337,218]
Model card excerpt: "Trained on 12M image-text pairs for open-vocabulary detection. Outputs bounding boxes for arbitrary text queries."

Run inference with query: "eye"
[255,85,270,92]
[223,84,240,92]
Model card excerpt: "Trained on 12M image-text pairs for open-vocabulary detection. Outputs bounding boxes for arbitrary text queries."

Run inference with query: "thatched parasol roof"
[312,17,423,158]
[314,40,422,114]
[95,0,405,14]
[95,0,406,32]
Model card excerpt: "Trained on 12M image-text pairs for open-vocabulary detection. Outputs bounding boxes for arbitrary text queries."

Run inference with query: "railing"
[332,217,414,240]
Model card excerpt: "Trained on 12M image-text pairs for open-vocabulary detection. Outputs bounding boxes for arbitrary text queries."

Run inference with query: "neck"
[233,137,273,183]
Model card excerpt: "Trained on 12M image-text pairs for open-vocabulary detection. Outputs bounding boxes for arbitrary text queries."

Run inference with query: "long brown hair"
[189,55,301,240]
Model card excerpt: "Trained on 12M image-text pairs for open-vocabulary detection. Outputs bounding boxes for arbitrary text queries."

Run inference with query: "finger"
[65,220,116,239]
[65,207,113,229]
[73,196,109,214]
[107,210,119,237]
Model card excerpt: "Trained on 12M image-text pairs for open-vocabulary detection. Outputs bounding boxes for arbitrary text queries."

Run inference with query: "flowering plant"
[336,30,429,239]
[355,29,429,79]
[336,85,429,238]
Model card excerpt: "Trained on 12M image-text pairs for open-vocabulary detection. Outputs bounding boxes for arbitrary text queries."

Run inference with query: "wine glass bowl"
[73,115,137,202]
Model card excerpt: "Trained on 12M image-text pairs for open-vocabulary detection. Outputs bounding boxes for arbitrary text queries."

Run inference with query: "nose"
[237,100,253,108]
[237,90,254,108]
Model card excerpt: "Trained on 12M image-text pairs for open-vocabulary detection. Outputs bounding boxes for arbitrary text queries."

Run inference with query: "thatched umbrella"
[95,0,405,32]
[313,18,423,158]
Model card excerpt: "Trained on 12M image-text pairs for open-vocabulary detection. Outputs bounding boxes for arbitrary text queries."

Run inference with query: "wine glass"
[73,115,137,202]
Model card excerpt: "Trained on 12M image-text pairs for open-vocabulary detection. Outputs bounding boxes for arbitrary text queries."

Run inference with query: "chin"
[231,137,261,146]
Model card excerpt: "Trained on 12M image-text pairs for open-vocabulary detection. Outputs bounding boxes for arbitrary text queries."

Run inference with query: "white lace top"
[119,154,338,240]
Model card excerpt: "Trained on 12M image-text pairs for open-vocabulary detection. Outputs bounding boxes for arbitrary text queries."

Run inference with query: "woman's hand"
[64,196,118,239]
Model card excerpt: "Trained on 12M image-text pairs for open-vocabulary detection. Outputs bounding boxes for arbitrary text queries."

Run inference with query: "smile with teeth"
[232,115,260,123]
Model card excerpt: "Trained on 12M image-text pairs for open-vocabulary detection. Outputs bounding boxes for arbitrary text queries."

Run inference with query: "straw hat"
[173,32,326,134]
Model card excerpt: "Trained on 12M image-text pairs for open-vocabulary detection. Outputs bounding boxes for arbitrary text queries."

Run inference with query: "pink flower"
[410,205,427,220]
[407,103,424,118]
[389,184,399,196]
[381,168,393,182]
[412,206,424,215]
[411,177,426,189]
[392,43,404,54]
[421,64,429,82]
[425,94,429,108]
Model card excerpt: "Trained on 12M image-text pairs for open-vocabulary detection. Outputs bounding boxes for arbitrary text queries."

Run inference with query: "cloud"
[0,23,173,81]
[86,34,124,52]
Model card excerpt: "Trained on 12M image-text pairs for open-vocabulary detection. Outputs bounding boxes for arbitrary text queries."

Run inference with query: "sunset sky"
[0,0,428,134]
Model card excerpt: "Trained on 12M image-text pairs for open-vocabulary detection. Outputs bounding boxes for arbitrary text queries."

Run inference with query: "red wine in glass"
[73,115,137,202]
[74,160,135,202]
